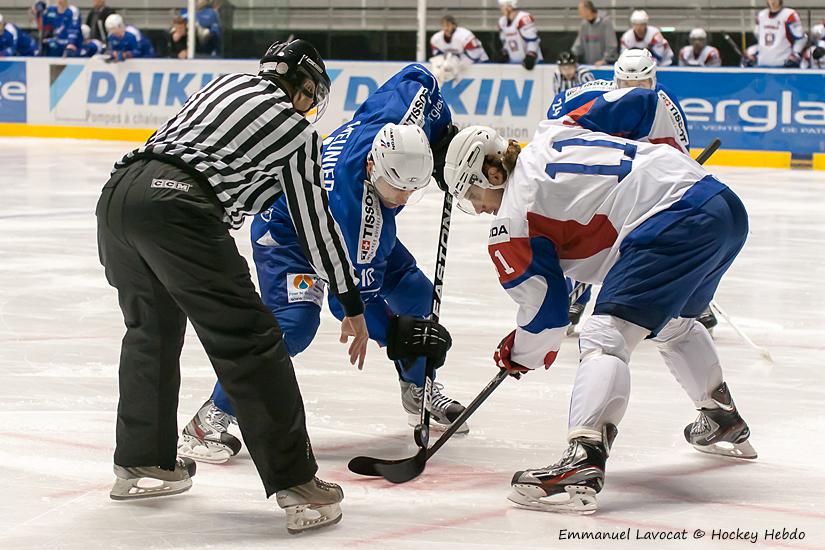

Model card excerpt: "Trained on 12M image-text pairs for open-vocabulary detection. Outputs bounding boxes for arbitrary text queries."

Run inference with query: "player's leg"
[97,166,195,500]
[179,242,323,464]
[654,188,754,458]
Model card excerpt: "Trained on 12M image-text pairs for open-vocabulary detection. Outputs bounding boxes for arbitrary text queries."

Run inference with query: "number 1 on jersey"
[494,249,515,275]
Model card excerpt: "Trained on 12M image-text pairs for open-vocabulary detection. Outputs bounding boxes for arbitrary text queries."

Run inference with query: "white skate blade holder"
[691,439,757,460]
[283,503,343,534]
[508,484,598,515]
[177,433,231,464]
[110,472,193,501]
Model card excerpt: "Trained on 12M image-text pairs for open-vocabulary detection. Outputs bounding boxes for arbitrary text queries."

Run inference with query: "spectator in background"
[39,0,82,57]
[571,0,617,66]
[181,0,221,56]
[678,28,721,67]
[802,22,824,69]
[753,0,806,67]
[429,15,488,83]
[104,13,154,61]
[79,23,105,56]
[169,15,188,59]
[497,0,542,70]
[0,13,39,56]
[620,10,673,66]
[551,51,594,93]
[85,0,114,42]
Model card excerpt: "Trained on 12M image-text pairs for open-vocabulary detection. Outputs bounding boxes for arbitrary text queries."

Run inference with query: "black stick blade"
[374,449,427,484]
[348,456,384,476]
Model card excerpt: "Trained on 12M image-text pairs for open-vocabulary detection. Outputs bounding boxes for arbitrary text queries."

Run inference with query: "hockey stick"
[347,191,454,482]
[709,300,773,362]
[723,34,744,59]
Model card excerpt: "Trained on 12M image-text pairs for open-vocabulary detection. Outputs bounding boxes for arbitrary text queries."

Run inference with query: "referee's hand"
[340,314,369,370]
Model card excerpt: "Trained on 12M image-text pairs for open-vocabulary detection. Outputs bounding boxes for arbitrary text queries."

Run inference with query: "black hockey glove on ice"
[431,123,459,191]
[387,315,452,369]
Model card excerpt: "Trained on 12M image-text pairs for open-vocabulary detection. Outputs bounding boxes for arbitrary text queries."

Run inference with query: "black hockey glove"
[783,53,801,67]
[813,47,825,61]
[387,315,452,369]
[522,53,537,70]
[431,123,459,191]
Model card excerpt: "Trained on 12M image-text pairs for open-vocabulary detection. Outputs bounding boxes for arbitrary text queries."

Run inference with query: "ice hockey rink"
[1,137,823,550]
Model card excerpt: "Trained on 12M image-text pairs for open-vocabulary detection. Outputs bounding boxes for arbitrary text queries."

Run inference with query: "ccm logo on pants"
[151,179,191,192]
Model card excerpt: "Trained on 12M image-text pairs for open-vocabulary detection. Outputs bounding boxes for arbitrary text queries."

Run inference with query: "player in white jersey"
[678,28,722,67]
[430,15,489,83]
[802,22,824,69]
[620,10,674,66]
[497,0,542,69]
[441,108,755,514]
[754,0,806,67]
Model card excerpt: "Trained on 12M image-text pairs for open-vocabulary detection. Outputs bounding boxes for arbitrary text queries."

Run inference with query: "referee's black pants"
[96,159,317,496]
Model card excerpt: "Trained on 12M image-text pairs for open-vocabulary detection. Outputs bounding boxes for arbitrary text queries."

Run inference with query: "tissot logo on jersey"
[401,86,429,127]
[658,91,689,147]
[359,186,383,263]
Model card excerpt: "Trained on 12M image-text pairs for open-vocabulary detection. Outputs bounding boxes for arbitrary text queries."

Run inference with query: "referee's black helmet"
[260,39,332,120]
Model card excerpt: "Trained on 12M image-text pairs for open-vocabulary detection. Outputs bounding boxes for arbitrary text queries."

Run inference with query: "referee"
[96,39,366,533]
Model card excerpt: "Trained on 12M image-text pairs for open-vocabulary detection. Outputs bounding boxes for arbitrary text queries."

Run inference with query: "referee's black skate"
[110,457,196,500]
[509,424,617,515]
[684,382,757,459]
[177,399,242,464]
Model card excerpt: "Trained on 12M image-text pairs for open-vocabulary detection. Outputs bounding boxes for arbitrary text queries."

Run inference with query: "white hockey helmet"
[812,23,825,41]
[689,28,707,41]
[443,125,508,214]
[498,0,518,8]
[630,10,649,25]
[105,13,124,33]
[369,123,434,192]
[614,48,657,87]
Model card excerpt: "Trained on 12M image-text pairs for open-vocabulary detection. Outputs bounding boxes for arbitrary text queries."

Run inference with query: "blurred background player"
[571,0,617,67]
[679,28,721,67]
[79,23,105,56]
[620,10,673,66]
[0,13,38,56]
[802,22,824,69]
[39,0,82,57]
[551,51,594,94]
[754,0,806,67]
[497,0,542,70]
[168,15,187,59]
[443,110,755,514]
[181,0,221,56]
[429,15,488,83]
[179,64,466,465]
[104,13,154,61]
[84,0,114,42]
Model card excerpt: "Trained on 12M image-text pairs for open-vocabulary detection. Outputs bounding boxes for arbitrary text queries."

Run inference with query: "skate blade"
[110,476,192,501]
[406,414,469,434]
[508,485,598,515]
[692,439,757,460]
[178,435,232,464]
[285,503,343,534]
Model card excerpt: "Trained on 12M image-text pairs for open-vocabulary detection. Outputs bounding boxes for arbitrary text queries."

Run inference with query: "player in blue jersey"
[0,14,38,56]
[544,49,721,334]
[104,13,154,61]
[39,0,82,57]
[78,24,105,56]
[178,64,465,464]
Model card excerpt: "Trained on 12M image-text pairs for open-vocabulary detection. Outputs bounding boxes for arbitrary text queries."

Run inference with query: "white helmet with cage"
[630,10,649,25]
[369,123,434,192]
[443,125,508,214]
[614,48,657,88]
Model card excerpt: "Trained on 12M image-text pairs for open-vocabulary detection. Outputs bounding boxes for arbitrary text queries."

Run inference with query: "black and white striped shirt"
[552,67,596,94]
[115,73,362,314]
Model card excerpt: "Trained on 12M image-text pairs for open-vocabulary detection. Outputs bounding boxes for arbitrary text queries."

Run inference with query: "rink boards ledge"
[0,122,821,171]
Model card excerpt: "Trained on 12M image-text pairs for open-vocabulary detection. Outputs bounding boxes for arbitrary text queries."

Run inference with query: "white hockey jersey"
[620,25,674,66]
[678,45,721,67]
[430,26,489,63]
[499,10,542,64]
[488,122,718,368]
[754,7,806,67]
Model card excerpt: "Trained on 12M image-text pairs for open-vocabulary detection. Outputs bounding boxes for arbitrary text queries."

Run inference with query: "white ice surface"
[1,138,824,550]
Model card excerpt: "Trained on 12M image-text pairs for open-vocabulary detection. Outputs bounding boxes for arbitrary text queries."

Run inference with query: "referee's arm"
[280,129,364,317]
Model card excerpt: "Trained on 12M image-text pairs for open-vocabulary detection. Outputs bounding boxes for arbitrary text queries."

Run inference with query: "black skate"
[696,307,718,335]
[684,382,757,459]
[508,425,617,515]
[177,399,242,464]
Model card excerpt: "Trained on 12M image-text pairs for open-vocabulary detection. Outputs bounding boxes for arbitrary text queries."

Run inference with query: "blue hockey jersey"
[0,23,38,56]
[547,79,690,154]
[252,63,452,299]
[108,25,154,60]
[42,4,82,56]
